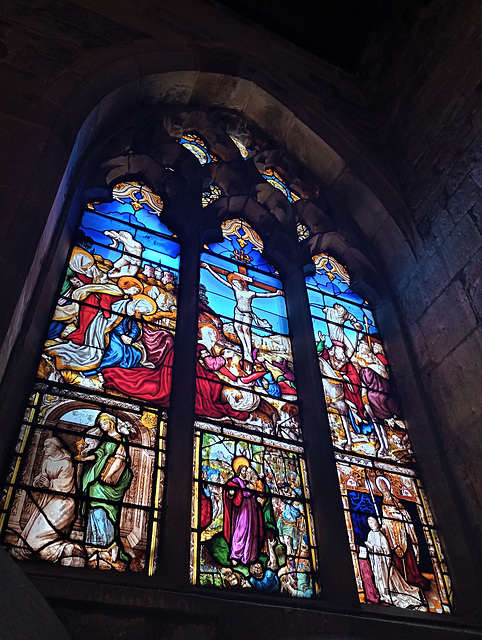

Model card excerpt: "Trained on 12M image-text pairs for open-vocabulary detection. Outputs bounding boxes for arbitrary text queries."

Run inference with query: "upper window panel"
[179,133,217,165]
[262,169,300,203]
[229,135,250,159]
[307,253,452,614]
[205,219,279,277]
[43,182,179,402]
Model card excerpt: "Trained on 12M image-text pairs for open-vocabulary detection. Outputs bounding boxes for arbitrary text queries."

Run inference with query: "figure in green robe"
[80,412,133,567]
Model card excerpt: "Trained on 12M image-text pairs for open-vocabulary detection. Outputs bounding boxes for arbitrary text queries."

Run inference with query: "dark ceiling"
[213,0,396,72]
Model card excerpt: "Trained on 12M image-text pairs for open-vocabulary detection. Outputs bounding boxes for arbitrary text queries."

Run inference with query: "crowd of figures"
[197,441,314,597]
[192,246,316,595]
[40,237,301,441]
[195,260,300,438]
[317,300,436,609]
[8,411,138,571]
[41,234,179,403]
[315,301,413,462]
[4,191,173,572]
[306,257,450,612]
[185,219,320,596]
[30,201,312,584]
[1,178,451,610]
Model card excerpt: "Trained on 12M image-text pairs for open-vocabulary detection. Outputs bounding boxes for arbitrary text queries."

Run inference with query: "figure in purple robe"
[223,457,264,566]
[357,336,400,421]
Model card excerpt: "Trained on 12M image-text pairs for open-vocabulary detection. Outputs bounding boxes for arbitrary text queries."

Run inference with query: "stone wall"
[360,0,482,549]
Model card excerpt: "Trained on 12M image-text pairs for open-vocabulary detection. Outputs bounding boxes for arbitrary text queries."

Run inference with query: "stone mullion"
[283,266,359,606]
[157,228,201,589]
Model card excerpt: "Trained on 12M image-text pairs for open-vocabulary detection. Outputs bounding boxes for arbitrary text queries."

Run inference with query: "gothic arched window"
[0,108,452,614]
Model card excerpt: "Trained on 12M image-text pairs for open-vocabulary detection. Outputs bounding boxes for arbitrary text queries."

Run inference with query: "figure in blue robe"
[97,317,143,372]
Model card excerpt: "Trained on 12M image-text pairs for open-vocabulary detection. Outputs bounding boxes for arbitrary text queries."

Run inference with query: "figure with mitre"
[376,476,430,591]
[365,515,427,610]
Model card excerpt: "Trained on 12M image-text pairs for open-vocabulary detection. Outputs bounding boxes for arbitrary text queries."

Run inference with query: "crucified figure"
[201,262,283,373]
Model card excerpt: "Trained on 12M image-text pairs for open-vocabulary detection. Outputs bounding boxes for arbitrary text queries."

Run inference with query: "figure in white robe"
[11,438,76,562]
[365,516,427,610]
[104,230,144,278]
[46,296,154,374]
[322,303,363,355]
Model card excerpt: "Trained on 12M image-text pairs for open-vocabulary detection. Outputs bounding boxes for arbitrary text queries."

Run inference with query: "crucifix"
[200,260,283,374]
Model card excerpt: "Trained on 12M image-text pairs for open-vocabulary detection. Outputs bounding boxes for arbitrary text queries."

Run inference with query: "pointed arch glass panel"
[179,133,218,165]
[262,168,300,203]
[306,253,452,613]
[191,218,319,597]
[0,182,179,575]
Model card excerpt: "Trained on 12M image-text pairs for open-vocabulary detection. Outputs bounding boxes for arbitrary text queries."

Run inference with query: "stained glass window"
[191,218,318,597]
[0,182,178,574]
[202,185,222,208]
[306,253,452,613]
[229,135,250,159]
[179,134,222,208]
[296,223,309,242]
[0,109,455,616]
[262,169,300,203]
[179,133,217,165]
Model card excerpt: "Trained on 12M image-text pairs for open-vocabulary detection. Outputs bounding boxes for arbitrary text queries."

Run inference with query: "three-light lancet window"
[0,120,451,613]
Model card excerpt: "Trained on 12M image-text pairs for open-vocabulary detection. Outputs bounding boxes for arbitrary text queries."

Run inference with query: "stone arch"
[1,60,472,616]
[0,4,480,634]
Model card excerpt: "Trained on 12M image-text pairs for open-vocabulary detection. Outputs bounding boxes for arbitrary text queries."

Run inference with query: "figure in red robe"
[318,341,366,423]
[103,323,249,421]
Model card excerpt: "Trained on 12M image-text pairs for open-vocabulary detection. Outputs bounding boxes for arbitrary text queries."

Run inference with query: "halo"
[232,456,250,474]
[227,272,248,286]
[375,475,391,493]
[143,285,156,296]
[132,293,158,318]
[70,246,94,265]
[96,260,112,273]
[96,412,117,429]
[118,276,144,292]
[198,322,220,341]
